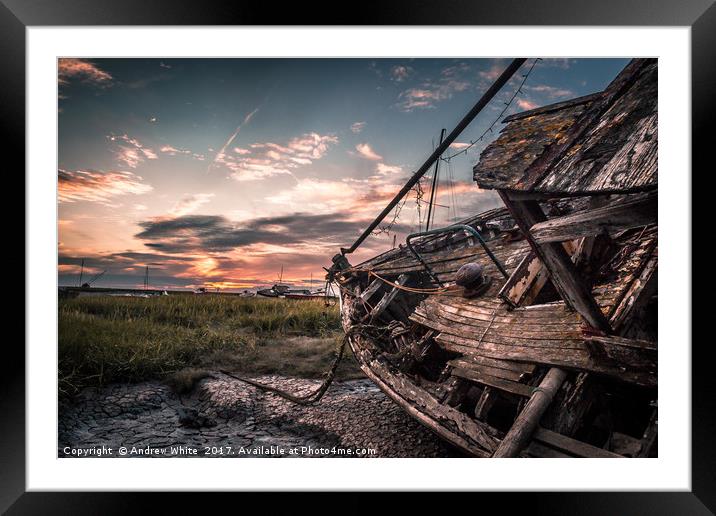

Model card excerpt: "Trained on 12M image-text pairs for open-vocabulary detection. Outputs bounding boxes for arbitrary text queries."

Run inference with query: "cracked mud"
[59,374,462,457]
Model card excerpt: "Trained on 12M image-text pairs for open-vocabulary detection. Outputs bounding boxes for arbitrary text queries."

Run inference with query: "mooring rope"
[220,331,349,405]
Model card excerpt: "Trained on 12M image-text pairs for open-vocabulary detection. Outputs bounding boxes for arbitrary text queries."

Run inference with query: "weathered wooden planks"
[498,251,550,307]
[473,59,657,196]
[609,247,658,330]
[500,193,612,332]
[412,294,657,386]
[434,333,656,387]
[536,61,657,195]
[473,100,594,191]
[450,366,534,397]
[502,92,604,123]
[530,191,657,244]
[349,334,500,455]
[531,427,623,458]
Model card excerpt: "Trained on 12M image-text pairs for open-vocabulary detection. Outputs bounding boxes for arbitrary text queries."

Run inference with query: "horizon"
[58,57,628,292]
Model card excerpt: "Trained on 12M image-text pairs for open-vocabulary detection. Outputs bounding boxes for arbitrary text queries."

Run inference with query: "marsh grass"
[58,295,360,396]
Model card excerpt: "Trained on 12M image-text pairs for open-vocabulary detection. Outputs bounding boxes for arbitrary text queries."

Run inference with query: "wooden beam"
[451,366,534,398]
[493,367,568,457]
[533,427,623,458]
[610,250,658,331]
[474,387,497,420]
[498,240,578,308]
[502,92,603,123]
[530,192,657,244]
[499,192,612,333]
[638,407,658,458]
[368,274,409,322]
[359,277,383,303]
[541,372,599,437]
[498,251,550,307]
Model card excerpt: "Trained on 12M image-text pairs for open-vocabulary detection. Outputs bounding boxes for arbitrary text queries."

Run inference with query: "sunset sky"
[58,57,628,291]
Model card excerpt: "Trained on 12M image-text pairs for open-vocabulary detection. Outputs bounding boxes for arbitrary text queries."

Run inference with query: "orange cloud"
[58,58,112,86]
[58,169,153,205]
[517,99,539,110]
[108,134,158,169]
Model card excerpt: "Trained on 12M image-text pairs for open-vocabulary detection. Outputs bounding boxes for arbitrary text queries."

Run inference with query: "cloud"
[264,166,408,219]
[516,99,539,110]
[160,144,206,160]
[350,121,366,134]
[524,84,574,99]
[170,193,215,217]
[108,134,158,168]
[441,62,471,78]
[214,132,339,182]
[478,63,505,82]
[374,163,403,176]
[354,143,383,161]
[390,65,413,82]
[396,79,470,112]
[265,178,360,213]
[538,58,577,70]
[449,142,471,150]
[58,58,112,86]
[58,169,153,205]
[135,212,372,254]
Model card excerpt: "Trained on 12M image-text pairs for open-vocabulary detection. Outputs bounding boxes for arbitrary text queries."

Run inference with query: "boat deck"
[337,200,657,457]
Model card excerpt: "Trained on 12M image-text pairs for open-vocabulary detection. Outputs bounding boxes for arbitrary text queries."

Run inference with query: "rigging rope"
[441,58,541,163]
[367,270,454,295]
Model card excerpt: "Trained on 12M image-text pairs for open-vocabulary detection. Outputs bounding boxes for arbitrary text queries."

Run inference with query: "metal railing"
[405,224,510,287]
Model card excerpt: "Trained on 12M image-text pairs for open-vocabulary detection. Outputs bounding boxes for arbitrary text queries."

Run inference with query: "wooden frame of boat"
[331,58,658,458]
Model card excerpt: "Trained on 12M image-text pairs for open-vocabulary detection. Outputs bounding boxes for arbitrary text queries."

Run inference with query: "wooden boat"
[329,59,658,458]
[256,284,293,297]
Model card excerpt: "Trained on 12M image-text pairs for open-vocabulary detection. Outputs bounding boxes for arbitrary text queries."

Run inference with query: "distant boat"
[256,284,312,298]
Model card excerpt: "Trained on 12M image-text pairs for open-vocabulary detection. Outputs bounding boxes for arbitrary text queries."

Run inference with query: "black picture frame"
[5,0,710,513]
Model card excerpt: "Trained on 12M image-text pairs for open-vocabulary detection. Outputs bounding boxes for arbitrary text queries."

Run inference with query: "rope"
[441,58,541,162]
[477,309,498,346]
[220,332,349,405]
[367,270,453,295]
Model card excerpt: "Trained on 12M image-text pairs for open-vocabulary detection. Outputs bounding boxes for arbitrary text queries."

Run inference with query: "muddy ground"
[58,374,463,458]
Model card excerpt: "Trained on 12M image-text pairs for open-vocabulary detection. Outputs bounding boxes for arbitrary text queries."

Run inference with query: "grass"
[58,295,362,397]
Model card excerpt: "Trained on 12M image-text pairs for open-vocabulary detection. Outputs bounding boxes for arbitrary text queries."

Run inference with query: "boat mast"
[339,58,527,256]
[78,258,85,287]
[426,128,446,232]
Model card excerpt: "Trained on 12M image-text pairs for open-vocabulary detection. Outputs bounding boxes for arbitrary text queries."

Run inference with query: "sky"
[58,57,629,291]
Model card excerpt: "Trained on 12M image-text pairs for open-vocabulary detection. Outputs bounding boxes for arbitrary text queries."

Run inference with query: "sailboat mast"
[78,258,85,287]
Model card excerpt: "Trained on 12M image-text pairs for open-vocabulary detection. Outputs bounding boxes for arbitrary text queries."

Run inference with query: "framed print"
[5,0,712,512]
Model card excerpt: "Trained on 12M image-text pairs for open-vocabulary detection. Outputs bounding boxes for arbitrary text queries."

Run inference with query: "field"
[58,294,361,397]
